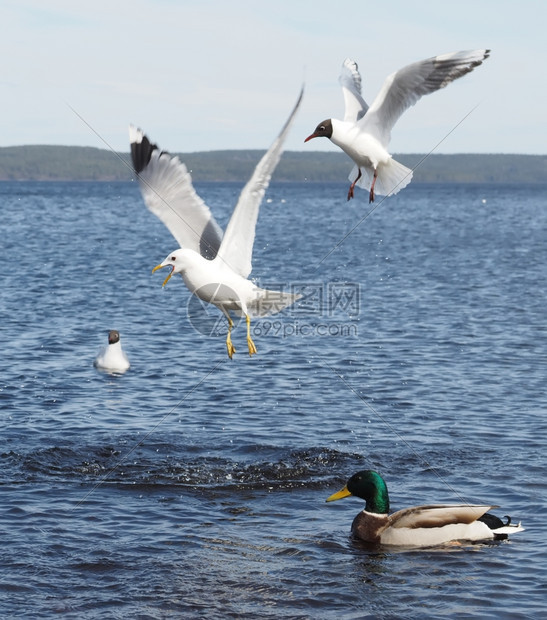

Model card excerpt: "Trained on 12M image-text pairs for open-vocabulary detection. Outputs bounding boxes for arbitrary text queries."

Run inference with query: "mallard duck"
[326,470,524,547]
[94,330,130,374]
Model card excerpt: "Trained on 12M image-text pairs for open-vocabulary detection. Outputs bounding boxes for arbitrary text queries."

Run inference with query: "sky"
[1,0,545,155]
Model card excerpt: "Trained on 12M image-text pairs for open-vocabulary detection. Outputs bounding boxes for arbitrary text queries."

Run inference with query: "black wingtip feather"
[130,130,158,175]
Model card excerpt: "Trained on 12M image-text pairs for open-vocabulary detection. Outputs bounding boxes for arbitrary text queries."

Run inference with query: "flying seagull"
[305,50,490,202]
[129,87,303,358]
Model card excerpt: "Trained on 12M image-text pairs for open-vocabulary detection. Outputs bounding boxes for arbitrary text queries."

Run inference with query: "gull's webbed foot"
[226,335,236,359]
[247,336,257,357]
[246,315,257,357]
[226,316,236,359]
[347,184,355,201]
[347,168,362,201]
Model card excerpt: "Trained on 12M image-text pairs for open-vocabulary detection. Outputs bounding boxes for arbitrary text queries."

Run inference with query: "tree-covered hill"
[0,145,545,184]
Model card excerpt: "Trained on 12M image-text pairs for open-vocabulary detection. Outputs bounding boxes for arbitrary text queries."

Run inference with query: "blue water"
[1,180,546,618]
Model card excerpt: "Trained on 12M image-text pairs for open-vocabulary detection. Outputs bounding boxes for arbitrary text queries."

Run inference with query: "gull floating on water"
[305,50,490,202]
[129,87,303,359]
[94,329,130,374]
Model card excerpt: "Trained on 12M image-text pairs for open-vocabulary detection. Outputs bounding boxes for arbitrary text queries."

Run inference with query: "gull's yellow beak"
[326,485,353,503]
[152,263,174,288]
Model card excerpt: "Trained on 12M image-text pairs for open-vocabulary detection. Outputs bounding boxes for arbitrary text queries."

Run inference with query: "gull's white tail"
[350,157,413,198]
[248,288,301,318]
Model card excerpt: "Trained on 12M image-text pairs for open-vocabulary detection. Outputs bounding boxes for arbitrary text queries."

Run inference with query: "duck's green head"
[326,470,390,514]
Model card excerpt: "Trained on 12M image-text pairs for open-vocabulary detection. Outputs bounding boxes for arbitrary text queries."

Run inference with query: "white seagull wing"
[129,126,223,259]
[215,86,304,278]
[361,49,490,147]
[339,58,368,122]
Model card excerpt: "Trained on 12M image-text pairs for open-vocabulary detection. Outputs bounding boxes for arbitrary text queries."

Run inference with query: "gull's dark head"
[305,119,333,142]
[108,330,120,345]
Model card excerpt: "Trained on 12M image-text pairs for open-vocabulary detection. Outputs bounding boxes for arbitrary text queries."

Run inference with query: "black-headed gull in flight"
[94,330,130,374]
[305,50,490,202]
[129,87,303,359]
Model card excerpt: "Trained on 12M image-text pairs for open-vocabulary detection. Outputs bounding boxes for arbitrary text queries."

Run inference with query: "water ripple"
[0,181,546,618]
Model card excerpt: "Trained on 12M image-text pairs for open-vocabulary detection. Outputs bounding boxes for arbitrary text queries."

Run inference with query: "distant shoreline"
[0,146,545,184]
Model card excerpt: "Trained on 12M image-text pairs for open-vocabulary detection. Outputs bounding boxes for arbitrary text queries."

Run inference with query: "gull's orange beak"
[152,263,174,288]
[304,133,317,142]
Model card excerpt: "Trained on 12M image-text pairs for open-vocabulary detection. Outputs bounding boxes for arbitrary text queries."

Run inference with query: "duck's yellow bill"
[152,263,173,287]
[326,485,353,502]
